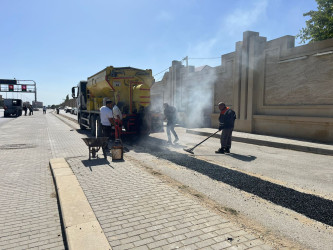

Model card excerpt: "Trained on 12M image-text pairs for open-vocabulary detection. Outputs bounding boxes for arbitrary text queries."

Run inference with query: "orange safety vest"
[220,107,229,115]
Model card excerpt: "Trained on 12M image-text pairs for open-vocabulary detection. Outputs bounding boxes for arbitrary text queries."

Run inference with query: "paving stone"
[0,112,64,249]
[182,236,202,246]
[211,240,232,249]
[195,238,216,248]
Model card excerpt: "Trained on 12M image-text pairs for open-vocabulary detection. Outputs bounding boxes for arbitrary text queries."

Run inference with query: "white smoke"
[181,67,217,128]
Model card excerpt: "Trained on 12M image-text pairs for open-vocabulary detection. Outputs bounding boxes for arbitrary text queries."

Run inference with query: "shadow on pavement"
[82,159,112,171]
[192,153,256,162]
[129,136,333,227]
[226,153,257,162]
[76,129,91,136]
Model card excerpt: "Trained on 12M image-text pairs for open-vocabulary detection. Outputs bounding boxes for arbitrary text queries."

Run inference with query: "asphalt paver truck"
[72,66,162,138]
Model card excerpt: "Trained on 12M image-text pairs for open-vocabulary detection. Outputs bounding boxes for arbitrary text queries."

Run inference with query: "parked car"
[72,108,78,115]
[65,107,72,113]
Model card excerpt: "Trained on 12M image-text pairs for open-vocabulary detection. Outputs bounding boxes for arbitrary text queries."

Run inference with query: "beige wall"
[151,31,333,143]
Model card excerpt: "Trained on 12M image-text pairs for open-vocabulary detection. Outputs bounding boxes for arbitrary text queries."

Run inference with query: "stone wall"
[151,31,333,143]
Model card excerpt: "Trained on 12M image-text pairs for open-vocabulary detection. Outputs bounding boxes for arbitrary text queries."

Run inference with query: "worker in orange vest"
[216,102,236,154]
[113,103,123,142]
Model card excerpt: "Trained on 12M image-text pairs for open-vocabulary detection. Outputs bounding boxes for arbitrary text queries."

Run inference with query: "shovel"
[183,130,220,154]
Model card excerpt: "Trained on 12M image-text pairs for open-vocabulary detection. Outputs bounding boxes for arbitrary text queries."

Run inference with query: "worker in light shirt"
[100,100,114,140]
[112,103,123,141]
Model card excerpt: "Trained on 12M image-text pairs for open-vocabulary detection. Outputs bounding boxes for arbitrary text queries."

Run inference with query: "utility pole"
[33,81,37,103]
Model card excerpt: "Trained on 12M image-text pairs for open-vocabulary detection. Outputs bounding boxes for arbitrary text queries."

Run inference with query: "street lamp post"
[33,80,37,103]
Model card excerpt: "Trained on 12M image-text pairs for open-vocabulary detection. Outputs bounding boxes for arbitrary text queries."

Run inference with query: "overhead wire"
[153,67,170,77]
[154,56,188,77]
[153,56,220,81]
[188,57,220,59]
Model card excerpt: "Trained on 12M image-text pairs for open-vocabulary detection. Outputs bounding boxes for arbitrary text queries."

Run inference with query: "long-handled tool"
[183,130,220,154]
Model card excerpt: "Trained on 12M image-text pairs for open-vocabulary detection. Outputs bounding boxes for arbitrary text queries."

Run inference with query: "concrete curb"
[186,129,333,156]
[49,158,112,250]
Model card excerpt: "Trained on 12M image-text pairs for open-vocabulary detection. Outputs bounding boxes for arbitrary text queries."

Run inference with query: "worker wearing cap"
[100,100,114,140]
[112,103,123,141]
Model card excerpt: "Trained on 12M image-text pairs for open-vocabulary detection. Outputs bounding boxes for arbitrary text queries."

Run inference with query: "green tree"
[297,0,333,43]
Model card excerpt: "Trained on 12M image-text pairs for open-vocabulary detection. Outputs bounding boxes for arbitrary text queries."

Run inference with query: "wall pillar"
[234,31,265,132]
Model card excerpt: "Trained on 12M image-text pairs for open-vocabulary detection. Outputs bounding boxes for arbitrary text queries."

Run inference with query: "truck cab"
[4,99,23,117]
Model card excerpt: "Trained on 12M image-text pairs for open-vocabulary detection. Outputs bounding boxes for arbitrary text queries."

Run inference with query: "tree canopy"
[297,0,333,43]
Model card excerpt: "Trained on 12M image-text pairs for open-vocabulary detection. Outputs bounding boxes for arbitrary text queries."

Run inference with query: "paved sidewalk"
[186,128,333,156]
[0,112,65,249]
[48,113,274,249]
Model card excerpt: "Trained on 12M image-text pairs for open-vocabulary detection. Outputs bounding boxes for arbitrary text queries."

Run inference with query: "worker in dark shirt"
[163,103,179,144]
[216,102,236,154]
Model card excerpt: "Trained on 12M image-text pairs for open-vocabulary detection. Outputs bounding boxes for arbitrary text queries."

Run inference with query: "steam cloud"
[181,68,217,128]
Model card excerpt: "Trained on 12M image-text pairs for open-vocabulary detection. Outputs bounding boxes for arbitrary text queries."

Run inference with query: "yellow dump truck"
[72,66,162,137]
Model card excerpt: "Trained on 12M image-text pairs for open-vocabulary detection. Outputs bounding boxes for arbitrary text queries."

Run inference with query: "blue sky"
[0,0,318,106]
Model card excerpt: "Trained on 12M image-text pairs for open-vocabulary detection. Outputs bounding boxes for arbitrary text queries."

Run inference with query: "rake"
[183,130,220,154]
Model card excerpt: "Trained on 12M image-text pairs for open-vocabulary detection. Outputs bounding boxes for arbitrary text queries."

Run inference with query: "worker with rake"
[215,102,236,154]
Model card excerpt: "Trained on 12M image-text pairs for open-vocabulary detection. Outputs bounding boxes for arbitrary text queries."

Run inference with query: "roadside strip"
[49,158,112,250]
[186,129,333,156]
